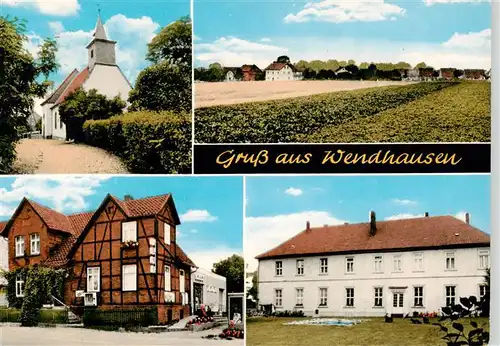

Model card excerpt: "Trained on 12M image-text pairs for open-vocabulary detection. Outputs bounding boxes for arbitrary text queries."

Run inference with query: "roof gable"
[41,69,79,106]
[52,67,90,107]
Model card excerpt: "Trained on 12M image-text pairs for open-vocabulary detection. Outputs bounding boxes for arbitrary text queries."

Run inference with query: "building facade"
[191,268,227,315]
[0,194,194,323]
[265,63,303,81]
[256,213,490,317]
[41,15,132,140]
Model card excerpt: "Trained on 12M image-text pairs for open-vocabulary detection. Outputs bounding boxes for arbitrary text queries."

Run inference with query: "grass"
[0,308,68,324]
[304,81,490,143]
[246,317,490,346]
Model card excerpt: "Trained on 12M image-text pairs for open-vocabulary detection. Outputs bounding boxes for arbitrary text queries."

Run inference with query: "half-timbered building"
[0,193,195,323]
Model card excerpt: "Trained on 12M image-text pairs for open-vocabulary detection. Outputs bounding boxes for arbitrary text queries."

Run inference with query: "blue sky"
[194,0,491,69]
[0,176,242,270]
[3,0,190,86]
[245,175,490,270]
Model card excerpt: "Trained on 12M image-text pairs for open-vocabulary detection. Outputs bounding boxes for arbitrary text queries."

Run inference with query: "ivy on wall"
[1,265,67,326]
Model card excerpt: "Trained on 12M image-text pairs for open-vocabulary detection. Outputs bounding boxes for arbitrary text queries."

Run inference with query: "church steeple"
[86,13,117,70]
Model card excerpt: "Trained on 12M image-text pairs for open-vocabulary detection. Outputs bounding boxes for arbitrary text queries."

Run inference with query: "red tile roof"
[28,199,75,234]
[176,244,196,267]
[0,221,6,235]
[110,194,172,218]
[265,62,297,72]
[53,67,89,107]
[255,216,490,260]
[41,69,79,105]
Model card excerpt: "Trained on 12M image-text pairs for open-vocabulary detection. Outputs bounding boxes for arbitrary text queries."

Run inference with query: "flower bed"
[186,316,216,331]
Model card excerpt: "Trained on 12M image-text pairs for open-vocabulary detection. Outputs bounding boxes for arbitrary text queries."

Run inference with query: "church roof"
[41,69,79,106]
[52,67,90,108]
[94,15,107,40]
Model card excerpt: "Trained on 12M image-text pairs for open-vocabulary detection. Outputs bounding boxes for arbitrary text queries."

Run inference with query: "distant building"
[224,67,242,82]
[241,65,262,81]
[464,69,486,80]
[265,63,303,81]
[191,268,227,315]
[439,68,456,80]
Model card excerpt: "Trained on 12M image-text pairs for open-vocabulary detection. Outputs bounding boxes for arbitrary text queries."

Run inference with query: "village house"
[191,268,227,315]
[264,62,303,81]
[224,67,242,82]
[241,65,262,81]
[41,15,132,140]
[0,193,195,323]
[439,68,456,80]
[464,69,486,80]
[256,212,490,317]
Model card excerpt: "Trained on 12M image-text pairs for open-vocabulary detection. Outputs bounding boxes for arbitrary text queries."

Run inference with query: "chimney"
[124,194,134,201]
[369,211,376,236]
[424,212,429,217]
[306,221,311,232]
[465,212,470,224]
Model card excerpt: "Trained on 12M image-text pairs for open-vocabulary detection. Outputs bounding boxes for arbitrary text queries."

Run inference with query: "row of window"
[15,265,185,298]
[14,234,40,257]
[274,284,489,309]
[275,250,490,276]
[121,221,171,245]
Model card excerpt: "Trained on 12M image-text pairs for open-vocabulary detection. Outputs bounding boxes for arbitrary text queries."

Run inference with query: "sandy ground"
[0,326,243,346]
[13,139,129,174]
[195,80,413,108]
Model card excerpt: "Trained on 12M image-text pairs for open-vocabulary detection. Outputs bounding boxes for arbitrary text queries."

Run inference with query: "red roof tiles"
[265,62,297,72]
[41,69,79,106]
[256,216,490,260]
[53,67,89,107]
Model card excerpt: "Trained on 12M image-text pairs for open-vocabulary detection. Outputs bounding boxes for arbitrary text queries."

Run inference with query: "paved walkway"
[14,139,128,174]
[168,315,197,331]
[0,326,243,346]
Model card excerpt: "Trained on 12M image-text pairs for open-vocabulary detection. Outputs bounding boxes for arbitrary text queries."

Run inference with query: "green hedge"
[83,111,191,174]
[83,307,158,327]
[0,308,68,323]
[194,82,456,143]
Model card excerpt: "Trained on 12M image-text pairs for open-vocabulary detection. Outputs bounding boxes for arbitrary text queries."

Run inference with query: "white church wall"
[84,65,132,104]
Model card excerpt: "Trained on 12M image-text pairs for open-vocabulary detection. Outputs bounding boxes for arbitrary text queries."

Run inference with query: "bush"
[272,310,304,317]
[83,111,191,173]
[195,82,455,143]
[0,308,21,322]
[83,307,158,327]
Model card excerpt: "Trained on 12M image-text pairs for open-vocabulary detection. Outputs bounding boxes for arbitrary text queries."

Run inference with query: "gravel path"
[14,139,129,174]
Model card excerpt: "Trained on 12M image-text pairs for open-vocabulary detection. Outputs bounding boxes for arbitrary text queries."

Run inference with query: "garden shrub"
[83,307,158,327]
[0,308,21,322]
[83,110,191,174]
[272,310,304,317]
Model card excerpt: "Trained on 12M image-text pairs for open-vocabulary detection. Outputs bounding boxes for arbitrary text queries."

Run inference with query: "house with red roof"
[255,211,490,317]
[0,193,195,324]
[264,62,303,81]
[41,15,132,140]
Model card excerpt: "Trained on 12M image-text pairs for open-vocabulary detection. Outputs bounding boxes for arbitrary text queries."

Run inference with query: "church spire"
[94,12,107,40]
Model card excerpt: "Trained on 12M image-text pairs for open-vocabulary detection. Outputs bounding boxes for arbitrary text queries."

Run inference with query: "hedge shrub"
[0,308,68,323]
[83,307,158,327]
[83,111,191,174]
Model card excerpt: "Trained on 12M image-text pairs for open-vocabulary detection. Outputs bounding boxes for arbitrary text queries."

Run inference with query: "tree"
[415,62,427,68]
[146,16,191,66]
[0,16,58,173]
[347,59,356,65]
[59,88,125,142]
[212,255,244,293]
[276,55,290,64]
[209,62,222,70]
[359,62,369,69]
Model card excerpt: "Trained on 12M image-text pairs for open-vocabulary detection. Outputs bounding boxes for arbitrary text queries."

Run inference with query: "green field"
[246,317,490,346]
[194,81,490,143]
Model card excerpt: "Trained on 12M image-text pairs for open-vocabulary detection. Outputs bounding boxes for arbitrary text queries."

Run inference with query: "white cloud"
[4,0,80,16]
[245,211,347,270]
[186,246,242,271]
[284,0,406,24]
[442,28,491,49]
[180,210,218,222]
[424,0,489,6]
[384,213,424,221]
[391,198,418,206]
[260,37,271,42]
[0,176,110,217]
[48,21,65,34]
[190,229,198,234]
[285,187,303,197]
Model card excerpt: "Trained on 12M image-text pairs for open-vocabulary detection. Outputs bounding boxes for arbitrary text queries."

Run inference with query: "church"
[41,15,132,140]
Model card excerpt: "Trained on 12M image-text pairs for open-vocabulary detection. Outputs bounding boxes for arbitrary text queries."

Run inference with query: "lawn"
[246,317,490,346]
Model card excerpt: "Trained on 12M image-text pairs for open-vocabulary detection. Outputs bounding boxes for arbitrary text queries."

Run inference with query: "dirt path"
[14,139,129,174]
[195,80,414,108]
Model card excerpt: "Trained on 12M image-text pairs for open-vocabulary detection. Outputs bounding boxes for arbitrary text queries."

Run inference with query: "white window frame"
[30,233,40,255]
[393,254,403,272]
[373,255,383,273]
[296,259,304,275]
[345,257,354,273]
[413,252,424,272]
[164,223,170,245]
[87,267,100,292]
[445,252,456,270]
[275,289,283,307]
[149,238,156,273]
[296,288,304,306]
[122,264,137,292]
[478,249,490,269]
[414,286,424,307]
[275,261,283,276]
[319,287,328,307]
[164,265,171,292]
[121,221,137,242]
[15,236,25,257]
[374,287,383,307]
[320,258,328,274]
[445,285,456,306]
[15,274,24,297]
[179,269,185,293]
[345,287,354,307]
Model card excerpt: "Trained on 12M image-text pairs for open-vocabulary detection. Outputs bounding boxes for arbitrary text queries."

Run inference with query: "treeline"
[295,59,419,72]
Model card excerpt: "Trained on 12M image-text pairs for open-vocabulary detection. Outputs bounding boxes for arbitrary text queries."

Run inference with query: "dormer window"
[30,233,40,255]
[15,236,25,257]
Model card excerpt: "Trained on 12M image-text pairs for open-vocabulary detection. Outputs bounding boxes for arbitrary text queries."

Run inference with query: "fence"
[83,307,158,327]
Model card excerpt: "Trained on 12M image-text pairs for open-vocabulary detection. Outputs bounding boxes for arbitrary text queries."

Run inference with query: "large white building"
[256,212,490,317]
[191,268,227,315]
[265,63,303,81]
[41,15,132,140]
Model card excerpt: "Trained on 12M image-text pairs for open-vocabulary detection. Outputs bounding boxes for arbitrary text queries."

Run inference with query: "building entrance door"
[194,283,203,311]
[392,292,404,315]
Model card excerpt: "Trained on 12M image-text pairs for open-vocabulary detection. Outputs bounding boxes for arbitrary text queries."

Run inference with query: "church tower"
[86,14,117,70]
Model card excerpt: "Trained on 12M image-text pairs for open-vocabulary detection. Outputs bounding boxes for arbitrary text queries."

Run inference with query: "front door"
[219,289,224,313]
[392,292,404,315]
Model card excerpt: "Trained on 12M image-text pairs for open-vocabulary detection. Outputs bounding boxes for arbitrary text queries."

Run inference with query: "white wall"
[84,65,131,104]
[42,103,53,138]
[265,65,303,81]
[258,247,489,317]
[51,105,67,140]
[191,268,227,314]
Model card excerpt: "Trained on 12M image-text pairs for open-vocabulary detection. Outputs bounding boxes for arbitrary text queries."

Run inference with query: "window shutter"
[164,223,170,245]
